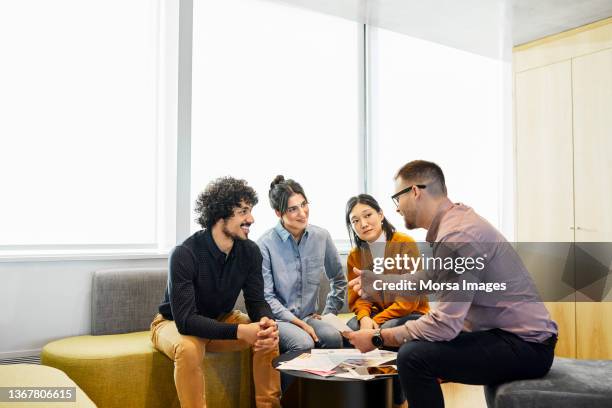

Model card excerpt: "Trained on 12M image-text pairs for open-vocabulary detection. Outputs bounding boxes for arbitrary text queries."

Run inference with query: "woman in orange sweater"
[345,194,429,332]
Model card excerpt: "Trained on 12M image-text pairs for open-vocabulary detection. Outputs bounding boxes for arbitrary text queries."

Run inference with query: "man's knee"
[174,336,204,366]
[398,341,437,374]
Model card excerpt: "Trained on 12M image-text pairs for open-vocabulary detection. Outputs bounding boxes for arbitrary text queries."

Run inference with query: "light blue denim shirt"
[257,222,347,322]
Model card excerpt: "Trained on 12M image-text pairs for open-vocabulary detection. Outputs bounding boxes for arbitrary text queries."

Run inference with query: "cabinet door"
[572,48,612,359]
[515,61,576,357]
[515,61,575,242]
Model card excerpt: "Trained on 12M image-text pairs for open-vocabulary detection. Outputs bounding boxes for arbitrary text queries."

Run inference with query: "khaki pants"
[150,311,281,408]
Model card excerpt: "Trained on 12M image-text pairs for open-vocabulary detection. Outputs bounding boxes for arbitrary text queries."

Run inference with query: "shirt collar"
[202,228,230,262]
[274,221,310,242]
[425,200,455,244]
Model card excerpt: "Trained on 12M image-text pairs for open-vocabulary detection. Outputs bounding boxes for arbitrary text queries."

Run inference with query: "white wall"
[0,257,167,358]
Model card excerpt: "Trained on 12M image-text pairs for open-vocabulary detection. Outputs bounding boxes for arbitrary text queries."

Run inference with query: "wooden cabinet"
[515,61,577,358]
[514,20,612,360]
[515,61,574,243]
[572,48,612,359]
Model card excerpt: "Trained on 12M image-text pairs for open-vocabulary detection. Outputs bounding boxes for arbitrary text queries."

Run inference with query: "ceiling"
[513,0,612,46]
[269,0,612,59]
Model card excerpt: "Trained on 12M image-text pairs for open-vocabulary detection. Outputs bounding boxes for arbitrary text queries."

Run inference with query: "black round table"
[273,351,394,408]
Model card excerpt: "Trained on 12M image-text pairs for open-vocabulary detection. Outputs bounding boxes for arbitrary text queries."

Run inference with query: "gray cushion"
[485,357,612,408]
[91,268,167,335]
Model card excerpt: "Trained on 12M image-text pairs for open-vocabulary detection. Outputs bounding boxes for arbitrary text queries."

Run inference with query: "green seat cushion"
[42,331,252,408]
[0,364,96,408]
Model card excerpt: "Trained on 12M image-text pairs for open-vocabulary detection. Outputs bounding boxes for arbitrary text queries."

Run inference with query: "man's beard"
[403,210,417,230]
[404,220,417,230]
[222,223,248,241]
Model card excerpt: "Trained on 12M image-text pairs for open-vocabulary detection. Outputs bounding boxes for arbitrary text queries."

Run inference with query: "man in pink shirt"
[345,160,558,408]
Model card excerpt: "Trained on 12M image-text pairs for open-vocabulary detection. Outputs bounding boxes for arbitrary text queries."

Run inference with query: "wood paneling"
[544,302,576,358]
[515,61,574,243]
[576,302,612,359]
[514,17,612,72]
[572,48,612,243]
[442,383,486,408]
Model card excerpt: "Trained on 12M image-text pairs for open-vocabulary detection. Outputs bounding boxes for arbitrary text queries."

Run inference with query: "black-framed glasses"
[391,185,426,206]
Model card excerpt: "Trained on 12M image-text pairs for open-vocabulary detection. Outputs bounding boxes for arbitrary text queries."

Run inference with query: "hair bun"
[270,175,285,189]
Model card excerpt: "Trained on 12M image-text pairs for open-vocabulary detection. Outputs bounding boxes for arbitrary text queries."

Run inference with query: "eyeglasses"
[286,201,309,215]
[391,185,426,206]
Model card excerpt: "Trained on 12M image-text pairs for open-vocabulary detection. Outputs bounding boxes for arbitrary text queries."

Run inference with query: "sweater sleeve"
[347,250,373,320]
[374,236,430,324]
[168,245,238,339]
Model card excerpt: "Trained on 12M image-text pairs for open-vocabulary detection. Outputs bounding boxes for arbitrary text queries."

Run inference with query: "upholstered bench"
[484,357,612,408]
[0,363,96,408]
[41,268,253,408]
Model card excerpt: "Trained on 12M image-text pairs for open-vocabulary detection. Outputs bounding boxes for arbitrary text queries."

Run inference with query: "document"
[320,313,353,332]
[277,353,339,372]
[277,349,398,379]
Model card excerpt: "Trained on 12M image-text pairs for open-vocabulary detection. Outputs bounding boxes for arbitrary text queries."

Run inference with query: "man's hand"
[349,267,363,296]
[342,329,376,353]
[359,316,379,330]
[259,316,277,330]
[237,322,261,345]
[310,313,322,320]
[254,317,279,352]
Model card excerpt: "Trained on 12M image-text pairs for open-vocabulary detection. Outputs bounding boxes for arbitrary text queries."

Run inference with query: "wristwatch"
[371,328,384,348]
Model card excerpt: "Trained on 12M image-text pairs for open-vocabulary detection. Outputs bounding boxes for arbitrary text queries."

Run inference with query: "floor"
[442,382,487,408]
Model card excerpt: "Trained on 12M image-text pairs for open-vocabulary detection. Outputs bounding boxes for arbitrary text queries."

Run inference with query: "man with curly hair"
[151,176,281,408]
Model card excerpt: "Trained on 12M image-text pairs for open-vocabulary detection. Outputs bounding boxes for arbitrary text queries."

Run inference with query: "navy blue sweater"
[158,229,273,339]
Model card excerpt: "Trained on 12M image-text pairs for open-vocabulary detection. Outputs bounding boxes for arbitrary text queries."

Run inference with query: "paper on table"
[320,313,353,332]
[276,353,339,372]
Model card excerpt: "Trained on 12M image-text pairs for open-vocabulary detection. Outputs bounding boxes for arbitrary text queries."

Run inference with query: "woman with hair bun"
[257,175,347,357]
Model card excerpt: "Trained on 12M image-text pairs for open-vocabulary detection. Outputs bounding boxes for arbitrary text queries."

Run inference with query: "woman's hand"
[359,316,379,330]
[349,267,363,296]
[292,318,319,343]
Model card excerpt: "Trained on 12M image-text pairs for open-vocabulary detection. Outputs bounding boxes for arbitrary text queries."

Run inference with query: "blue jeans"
[277,316,343,392]
[277,315,343,353]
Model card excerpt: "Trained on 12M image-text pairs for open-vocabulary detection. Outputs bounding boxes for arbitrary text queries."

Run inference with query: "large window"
[0,0,166,250]
[368,27,505,241]
[191,0,360,243]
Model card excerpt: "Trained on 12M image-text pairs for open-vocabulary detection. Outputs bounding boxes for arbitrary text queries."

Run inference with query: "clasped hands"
[237,317,279,352]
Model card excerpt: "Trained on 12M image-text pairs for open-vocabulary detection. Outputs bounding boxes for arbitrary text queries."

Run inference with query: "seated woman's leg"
[380,312,424,329]
[276,321,315,393]
[277,321,315,353]
[346,315,360,331]
[343,316,360,347]
[305,317,343,348]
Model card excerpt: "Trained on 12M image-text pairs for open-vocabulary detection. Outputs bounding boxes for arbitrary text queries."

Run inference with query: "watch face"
[372,334,384,348]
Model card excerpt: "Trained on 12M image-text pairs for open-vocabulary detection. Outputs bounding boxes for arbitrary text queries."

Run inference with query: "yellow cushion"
[41,331,252,408]
[0,364,96,408]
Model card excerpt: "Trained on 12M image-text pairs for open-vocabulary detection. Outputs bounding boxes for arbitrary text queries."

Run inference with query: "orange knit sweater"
[347,231,430,324]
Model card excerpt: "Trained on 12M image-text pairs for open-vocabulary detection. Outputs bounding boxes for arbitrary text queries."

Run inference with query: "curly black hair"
[194,176,258,229]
